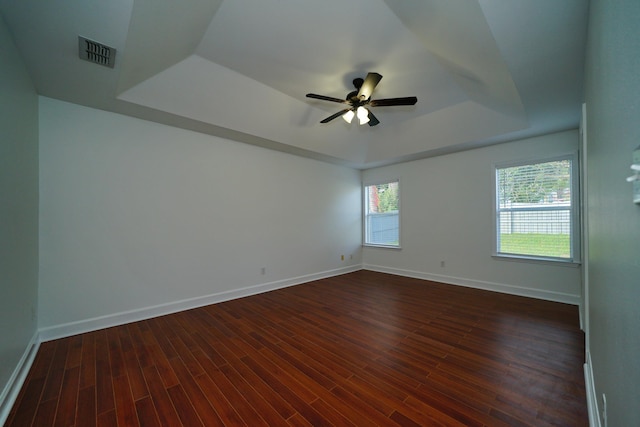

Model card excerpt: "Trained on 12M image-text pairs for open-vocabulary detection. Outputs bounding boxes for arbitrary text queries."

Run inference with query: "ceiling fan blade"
[320,108,352,123]
[367,109,380,127]
[306,93,349,104]
[369,96,418,107]
[357,72,383,100]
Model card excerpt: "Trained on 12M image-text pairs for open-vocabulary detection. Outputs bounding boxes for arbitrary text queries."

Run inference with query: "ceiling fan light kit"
[356,106,370,125]
[342,109,355,123]
[306,72,417,127]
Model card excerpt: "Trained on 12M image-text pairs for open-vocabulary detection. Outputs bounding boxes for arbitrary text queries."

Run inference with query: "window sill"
[492,253,581,268]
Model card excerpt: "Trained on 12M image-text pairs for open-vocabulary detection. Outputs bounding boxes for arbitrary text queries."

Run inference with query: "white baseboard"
[38,265,361,342]
[0,332,40,427]
[38,264,582,342]
[584,351,601,427]
[362,264,581,305]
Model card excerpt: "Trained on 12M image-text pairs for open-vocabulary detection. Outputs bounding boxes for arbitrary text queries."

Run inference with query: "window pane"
[496,159,573,259]
[364,181,399,246]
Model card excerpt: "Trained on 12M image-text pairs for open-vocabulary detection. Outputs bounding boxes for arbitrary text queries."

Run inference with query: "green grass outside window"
[499,233,570,258]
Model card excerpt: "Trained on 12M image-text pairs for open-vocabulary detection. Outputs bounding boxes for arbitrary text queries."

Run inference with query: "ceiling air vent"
[78,36,116,68]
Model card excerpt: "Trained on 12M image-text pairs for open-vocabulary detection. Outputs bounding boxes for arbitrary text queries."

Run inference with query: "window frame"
[492,153,581,265]
[363,179,401,249]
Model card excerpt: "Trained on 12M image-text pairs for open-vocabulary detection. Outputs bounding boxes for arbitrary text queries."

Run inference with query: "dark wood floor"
[7,271,588,426]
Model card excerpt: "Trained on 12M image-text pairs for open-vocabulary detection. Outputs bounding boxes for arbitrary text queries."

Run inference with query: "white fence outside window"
[498,203,571,235]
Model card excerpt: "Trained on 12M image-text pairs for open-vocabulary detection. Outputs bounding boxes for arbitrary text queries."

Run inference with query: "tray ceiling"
[0,0,589,168]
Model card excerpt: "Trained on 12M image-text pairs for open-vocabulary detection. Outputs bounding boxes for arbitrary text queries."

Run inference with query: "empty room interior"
[1,0,639,426]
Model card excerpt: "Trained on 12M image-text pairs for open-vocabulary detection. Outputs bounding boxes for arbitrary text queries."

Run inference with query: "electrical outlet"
[341,255,344,261]
[602,393,607,427]
[260,267,266,275]
[350,254,353,260]
[440,261,445,268]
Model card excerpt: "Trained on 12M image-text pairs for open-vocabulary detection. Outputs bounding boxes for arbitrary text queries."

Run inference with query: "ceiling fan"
[306,72,417,127]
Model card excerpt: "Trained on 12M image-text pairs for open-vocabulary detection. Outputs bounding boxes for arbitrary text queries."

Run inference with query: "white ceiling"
[0,0,589,169]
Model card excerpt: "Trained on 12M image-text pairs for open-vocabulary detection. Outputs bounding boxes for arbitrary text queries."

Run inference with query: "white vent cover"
[78,36,116,68]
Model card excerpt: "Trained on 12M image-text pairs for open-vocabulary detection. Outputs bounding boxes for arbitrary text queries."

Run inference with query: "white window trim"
[491,153,581,265]
[363,178,401,249]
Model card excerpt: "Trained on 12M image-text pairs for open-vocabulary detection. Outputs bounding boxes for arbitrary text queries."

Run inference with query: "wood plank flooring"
[6,271,588,426]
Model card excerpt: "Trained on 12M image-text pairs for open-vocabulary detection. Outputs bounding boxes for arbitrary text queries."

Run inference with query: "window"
[364,180,400,247]
[494,155,579,262]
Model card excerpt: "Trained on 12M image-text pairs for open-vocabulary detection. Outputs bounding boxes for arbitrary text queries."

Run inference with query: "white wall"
[0,14,39,421]
[38,97,362,336]
[584,1,640,425]
[363,130,581,303]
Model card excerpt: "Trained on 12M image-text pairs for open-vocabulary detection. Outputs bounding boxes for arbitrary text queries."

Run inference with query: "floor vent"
[78,36,116,68]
